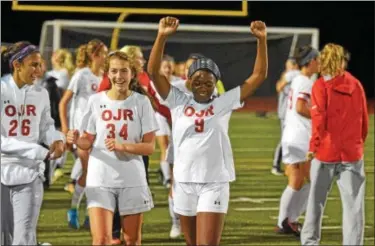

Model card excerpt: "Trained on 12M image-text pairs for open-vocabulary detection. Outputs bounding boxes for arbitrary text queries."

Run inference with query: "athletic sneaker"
[281,217,301,237]
[271,167,284,176]
[52,168,64,184]
[67,208,80,229]
[169,224,181,239]
[64,182,75,194]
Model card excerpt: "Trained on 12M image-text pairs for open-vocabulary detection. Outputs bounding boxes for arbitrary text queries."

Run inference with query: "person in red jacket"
[301,44,368,246]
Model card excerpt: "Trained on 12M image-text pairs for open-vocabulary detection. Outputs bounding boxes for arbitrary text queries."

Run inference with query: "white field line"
[230,196,374,203]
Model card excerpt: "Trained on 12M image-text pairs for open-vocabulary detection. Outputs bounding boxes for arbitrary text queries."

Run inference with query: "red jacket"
[309,72,368,162]
[97,72,172,122]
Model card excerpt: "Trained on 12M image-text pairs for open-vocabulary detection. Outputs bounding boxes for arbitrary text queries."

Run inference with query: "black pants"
[112,155,150,238]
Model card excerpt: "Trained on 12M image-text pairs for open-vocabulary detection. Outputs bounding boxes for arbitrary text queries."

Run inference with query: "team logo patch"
[91,83,98,91]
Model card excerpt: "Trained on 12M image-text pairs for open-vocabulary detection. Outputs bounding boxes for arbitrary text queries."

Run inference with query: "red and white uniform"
[1,76,65,185]
[67,67,101,130]
[281,74,314,164]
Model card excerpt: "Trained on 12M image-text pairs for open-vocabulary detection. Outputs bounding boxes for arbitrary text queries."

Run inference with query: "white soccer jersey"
[67,67,101,129]
[1,76,65,186]
[282,74,313,147]
[80,91,158,188]
[162,86,243,183]
[47,69,70,90]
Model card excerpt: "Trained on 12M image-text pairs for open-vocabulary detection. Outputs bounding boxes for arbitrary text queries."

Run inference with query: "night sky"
[1,1,374,97]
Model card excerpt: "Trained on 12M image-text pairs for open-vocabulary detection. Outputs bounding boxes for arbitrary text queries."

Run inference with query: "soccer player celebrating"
[67,51,158,245]
[275,46,320,236]
[148,17,267,246]
[59,39,108,229]
[301,44,368,245]
[1,41,65,245]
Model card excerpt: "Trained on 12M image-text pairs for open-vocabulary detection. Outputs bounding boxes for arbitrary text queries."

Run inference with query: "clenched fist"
[49,140,64,160]
[105,138,126,152]
[250,21,267,40]
[66,129,79,145]
[158,16,179,37]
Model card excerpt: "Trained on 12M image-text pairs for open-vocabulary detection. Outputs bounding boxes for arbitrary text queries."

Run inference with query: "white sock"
[70,158,82,181]
[71,183,85,209]
[290,183,311,222]
[168,196,180,226]
[277,186,298,228]
[161,161,171,183]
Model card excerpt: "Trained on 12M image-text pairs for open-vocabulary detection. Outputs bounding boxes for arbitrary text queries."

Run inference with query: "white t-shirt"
[282,74,313,146]
[81,91,158,188]
[67,67,101,129]
[162,85,243,183]
[47,69,70,90]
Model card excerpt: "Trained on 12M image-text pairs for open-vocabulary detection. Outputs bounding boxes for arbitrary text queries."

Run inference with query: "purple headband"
[9,45,39,68]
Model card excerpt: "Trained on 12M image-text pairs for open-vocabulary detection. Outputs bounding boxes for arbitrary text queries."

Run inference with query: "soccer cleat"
[64,183,75,194]
[52,168,64,184]
[271,167,284,176]
[83,215,90,229]
[169,224,181,239]
[67,208,80,229]
[281,217,301,237]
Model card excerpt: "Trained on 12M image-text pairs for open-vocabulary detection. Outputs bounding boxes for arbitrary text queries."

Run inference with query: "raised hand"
[158,16,179,37]
[250,21,267,40]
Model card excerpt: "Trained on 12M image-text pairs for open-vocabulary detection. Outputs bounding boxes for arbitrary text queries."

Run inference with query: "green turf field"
[37,112,374,245]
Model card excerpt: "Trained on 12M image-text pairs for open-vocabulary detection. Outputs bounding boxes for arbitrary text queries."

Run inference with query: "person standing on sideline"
[301,44,368,245]
[271,58,300,175]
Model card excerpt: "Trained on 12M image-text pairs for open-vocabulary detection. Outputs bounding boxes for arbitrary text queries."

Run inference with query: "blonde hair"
[319,43,345,77]
[120,45,142,62]
[75,39,106,69]
[53,48,75,77]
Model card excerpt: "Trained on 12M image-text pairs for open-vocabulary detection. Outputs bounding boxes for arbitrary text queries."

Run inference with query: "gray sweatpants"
[301,159,366,245]
[1,178,44,245]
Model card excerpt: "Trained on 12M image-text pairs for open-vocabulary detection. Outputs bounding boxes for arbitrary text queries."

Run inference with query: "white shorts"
[173,181,230,216]
[85,186,154,215]
[155,112,171,137]
[281,141,308,164]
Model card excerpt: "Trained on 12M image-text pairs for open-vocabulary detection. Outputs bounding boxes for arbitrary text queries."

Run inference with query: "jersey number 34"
[106,123,128,140]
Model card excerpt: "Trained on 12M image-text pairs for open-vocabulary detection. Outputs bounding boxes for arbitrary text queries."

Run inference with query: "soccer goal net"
[39,19,319,97]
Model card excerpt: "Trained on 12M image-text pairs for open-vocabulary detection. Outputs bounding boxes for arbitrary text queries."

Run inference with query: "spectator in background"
[1,45,11,80]
[173,62,185,78]
[47,48,75,91]
[301,44,368,246]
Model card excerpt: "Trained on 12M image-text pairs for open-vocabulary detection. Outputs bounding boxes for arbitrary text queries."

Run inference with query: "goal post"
[40,19,319,97]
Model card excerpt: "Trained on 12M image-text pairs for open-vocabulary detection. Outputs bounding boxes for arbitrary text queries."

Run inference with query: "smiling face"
[108,56,134,94]
[14,52,43,85]
[189,70,217,103]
